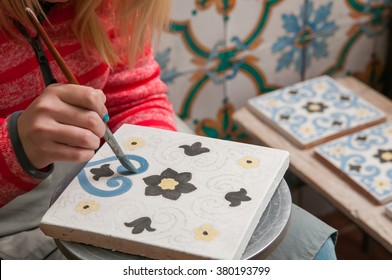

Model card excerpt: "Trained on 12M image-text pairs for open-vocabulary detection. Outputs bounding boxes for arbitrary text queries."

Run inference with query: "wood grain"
[233,76,392,253]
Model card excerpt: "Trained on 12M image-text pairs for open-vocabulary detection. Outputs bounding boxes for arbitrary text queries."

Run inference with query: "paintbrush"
[25,7,137,173]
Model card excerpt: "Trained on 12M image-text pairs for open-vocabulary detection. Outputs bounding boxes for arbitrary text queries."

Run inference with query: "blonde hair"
[0,0,171,67]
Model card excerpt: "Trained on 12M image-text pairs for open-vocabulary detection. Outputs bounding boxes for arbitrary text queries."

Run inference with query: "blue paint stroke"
[78,155,149,197]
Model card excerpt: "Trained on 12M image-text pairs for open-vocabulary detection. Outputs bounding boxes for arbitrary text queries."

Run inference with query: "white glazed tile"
[41,124,289,260]
[247,75,386,148]
[315,121,392,204]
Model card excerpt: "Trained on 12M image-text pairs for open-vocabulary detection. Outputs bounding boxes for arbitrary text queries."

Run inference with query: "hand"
[17,84,108,169]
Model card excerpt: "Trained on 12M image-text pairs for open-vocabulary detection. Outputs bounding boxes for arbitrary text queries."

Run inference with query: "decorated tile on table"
[40,124,289,260]
[315,121,392,204]
[246,75,386,149]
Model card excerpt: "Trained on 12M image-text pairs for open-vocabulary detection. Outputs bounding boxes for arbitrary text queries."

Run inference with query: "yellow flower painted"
[75,200,100,215]
[330,145,346,155]
[238,156,259,169]
[313,81,328,92]
[384,127,392,135]
[194,224,219,241]
[381,151,392,162]
[355,108,370,117]
[266,99,279,107]
[159,178,179,190]
[299,124,315,136]
[124,138,145,150]
[374,178,390,193]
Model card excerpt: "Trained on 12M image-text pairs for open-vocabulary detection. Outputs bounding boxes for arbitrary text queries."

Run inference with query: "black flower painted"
[280,114,291,121]
[356,135,368,142]
[340,95,351,102]
[331,120,343,127]
[179,142,210,156]
[124,217,156,234]
[349,164,361,173]
[225,188,251,207]
[143,168,196,200]
[374,149,392,163]
[288,89,298,95]
[90,164,114,181]
[302,102,328,113]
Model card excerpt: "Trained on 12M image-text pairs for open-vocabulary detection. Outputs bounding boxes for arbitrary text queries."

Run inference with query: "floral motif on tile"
[194,224,219,241]
[374,149,392,163]
[272,1,337,72]
[90,164,114,181]
[238,156,260,169]
[75,200,100,215]
[143,168,197,200]
[194,102,251,142]
[179,142,210,156]
[124,137,145,150]
[225,188,251,207]
[78,155,149,198]
[124,217,156,234]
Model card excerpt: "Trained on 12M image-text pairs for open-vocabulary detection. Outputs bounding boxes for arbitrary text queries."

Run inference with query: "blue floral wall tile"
[305,0,391,87]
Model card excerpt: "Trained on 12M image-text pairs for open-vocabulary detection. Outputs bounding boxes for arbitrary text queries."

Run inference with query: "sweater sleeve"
[0,117,46,207]
[103,46,177,132]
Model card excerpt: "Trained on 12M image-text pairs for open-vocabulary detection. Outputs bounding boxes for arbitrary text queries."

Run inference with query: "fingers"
[17,84,110,169]
[18,120,101,169]
[50,123,101,150]
[28,141,97,168]
[53,106,106,138]
[40,84,107,138]
[46,145,96,164]
[47,83,108,119]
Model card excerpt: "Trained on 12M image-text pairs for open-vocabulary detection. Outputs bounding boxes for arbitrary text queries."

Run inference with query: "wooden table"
[233,76,392,254]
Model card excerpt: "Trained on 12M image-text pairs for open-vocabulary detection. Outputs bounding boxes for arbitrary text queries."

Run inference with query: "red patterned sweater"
[0,3,176,207]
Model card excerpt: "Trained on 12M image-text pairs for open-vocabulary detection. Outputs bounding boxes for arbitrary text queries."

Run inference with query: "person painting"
[0,0,176,259]
[0,0,176,207]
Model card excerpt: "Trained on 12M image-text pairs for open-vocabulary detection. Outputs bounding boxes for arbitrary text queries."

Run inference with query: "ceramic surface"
[41,124,289,259]
[247,75,386,148]
[315,121,392,204]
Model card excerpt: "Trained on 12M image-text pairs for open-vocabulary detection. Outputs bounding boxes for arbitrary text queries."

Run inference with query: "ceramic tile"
[162,69,226,131]
[298,0,390,80]
[246,75,386,148]
[40,124,289,259]
[315,121,392,204]
[260,0,309,78]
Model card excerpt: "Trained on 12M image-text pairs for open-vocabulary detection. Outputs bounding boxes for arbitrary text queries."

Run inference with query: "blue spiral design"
[78,155,149,197]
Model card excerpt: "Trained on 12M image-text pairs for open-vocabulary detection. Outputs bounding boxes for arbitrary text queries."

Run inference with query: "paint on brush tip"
[120,156,138,173]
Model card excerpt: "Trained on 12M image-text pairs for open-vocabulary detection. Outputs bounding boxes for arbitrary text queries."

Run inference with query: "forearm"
[0,115,48,207]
